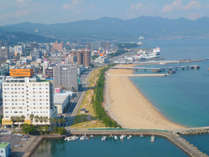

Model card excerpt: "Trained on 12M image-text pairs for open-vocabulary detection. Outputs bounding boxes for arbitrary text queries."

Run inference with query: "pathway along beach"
[105,65,185,130]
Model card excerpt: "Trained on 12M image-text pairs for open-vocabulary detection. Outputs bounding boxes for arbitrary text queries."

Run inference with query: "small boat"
[65,136,79,141]
[101,136,107,141]
[150,136,155,143]
[80,136,88,141]
[90,135,94,138]
[64,137,69,141]
[140,134,144,138]
[127,135,132,140]
[120,135,126,140]
[114,136,118,140]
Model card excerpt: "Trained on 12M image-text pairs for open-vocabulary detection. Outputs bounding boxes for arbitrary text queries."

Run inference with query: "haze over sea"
[131,39,209,127]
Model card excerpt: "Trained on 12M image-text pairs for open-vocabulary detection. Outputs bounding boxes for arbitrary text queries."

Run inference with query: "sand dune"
[105,66,185,130]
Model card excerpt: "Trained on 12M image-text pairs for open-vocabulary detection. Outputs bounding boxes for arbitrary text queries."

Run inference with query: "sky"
[0,0,209,25]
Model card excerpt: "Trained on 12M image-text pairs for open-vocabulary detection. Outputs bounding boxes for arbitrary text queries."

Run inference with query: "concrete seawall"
[23,135,64,157]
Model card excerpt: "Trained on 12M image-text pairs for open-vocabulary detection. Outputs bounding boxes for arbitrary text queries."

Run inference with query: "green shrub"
[92,66,120,128]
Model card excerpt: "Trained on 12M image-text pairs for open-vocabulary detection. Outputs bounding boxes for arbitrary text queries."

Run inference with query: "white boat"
[134,47,161,60]
[120,135,126,140]
[80,136,88,141]
[114,136,118,140]
[150,136,155,143]
[101,136,107,141]
[127,135,132,140]
[90,135,94,138]
[64,136,79,141]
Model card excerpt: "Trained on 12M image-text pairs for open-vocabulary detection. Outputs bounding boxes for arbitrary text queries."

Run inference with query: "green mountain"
[1,16,209,41]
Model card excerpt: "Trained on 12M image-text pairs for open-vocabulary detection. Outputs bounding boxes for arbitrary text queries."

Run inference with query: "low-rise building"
[0,142,11,157]
[2,77,56,126]
[54,92,71,114]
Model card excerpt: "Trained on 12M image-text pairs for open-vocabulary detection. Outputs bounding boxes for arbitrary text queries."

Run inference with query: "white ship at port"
[134,47,161,60]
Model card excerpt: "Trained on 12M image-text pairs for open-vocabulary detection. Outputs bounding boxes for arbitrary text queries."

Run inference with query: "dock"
[67,128,209,157]
[113,65,200,73]
[106,73,168,77]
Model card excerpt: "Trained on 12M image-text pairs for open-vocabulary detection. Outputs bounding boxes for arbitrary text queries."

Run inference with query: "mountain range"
[1,16,209,42]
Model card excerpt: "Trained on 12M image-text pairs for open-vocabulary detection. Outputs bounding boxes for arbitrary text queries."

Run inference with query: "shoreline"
[106,65,185,130]
[22,135,64,157]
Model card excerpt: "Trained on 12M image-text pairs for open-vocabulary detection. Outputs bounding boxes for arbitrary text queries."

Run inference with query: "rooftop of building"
[0,142,10,149]
[3,77,50,83]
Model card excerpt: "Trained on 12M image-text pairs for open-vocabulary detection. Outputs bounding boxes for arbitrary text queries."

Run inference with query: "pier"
[106,73,168,77]
[67,128,209,157]
[113,65,200,73]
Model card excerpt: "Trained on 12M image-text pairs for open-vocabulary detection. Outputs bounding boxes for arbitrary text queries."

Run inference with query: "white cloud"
[63,0,82,10]
[16,0,32,8]
[130,2,144,11]
[162,0,182,13]
[162,0,201,13]
[184,0,201,10]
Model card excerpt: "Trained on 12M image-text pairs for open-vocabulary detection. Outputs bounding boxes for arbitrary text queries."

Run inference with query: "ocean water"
[131,39,209,127]
[183,134,209,155]
[31,137,188,157]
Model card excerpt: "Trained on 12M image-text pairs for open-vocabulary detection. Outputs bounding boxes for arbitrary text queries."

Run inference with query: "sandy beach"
[105,65,185,130]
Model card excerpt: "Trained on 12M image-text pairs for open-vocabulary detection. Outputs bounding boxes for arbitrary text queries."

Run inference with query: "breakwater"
[23,135,64,157]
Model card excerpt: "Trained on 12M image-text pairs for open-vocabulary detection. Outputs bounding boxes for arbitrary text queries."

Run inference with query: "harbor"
[27,128,209,157]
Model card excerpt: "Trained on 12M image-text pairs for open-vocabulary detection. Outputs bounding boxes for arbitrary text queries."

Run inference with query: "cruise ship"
[134,47,160,60]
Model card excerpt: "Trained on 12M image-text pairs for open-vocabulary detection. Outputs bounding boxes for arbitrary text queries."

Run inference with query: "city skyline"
[0,0,209,25]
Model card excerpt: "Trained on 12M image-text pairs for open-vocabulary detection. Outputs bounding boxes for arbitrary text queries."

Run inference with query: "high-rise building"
[75,50,91,67]
[83,50,91,67]
[76,51,84,65]
[53,64,78,91]
[0,47,9,60]
[2,77,56,126]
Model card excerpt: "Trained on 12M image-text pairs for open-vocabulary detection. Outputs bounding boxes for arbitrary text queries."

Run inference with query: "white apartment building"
[2,77,56,126]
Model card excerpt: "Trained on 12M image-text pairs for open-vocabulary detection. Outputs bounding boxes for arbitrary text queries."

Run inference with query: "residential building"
[2,77,56,126]
[0,142,11,157]
[53,64,78,91]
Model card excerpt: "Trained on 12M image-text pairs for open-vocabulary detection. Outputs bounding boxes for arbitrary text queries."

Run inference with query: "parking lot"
[0,129,36,157]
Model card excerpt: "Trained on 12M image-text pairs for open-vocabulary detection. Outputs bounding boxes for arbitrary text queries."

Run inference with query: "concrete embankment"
[23,135,64,157]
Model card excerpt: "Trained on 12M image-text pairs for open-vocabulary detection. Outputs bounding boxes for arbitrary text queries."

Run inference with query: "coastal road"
[71,68,93,117]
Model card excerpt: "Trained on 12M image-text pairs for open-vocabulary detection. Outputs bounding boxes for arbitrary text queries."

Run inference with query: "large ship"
[134,47,160,60]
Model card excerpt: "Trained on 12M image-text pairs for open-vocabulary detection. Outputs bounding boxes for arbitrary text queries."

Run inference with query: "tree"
[39,117,43,123]
[43,117,48,123]
[30,114,34,121]
[55,127,67,135]
[0,116,2,125]
[22,124,38,135]
[35,116,39,123]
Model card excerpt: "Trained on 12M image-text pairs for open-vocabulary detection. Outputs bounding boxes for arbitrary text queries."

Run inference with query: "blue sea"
[31,136,188,157]
[131,39,209,127]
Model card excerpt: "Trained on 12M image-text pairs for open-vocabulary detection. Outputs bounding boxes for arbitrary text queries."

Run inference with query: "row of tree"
[92,66,120,127]
[21,124,66,135]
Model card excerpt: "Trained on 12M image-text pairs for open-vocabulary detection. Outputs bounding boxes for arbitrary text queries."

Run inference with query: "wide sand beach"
[105,65,185,130]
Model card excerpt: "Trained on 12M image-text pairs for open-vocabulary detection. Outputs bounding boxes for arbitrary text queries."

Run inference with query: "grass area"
[71,67,105,128]
[92,66,120,127]
[71,65,120,128]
